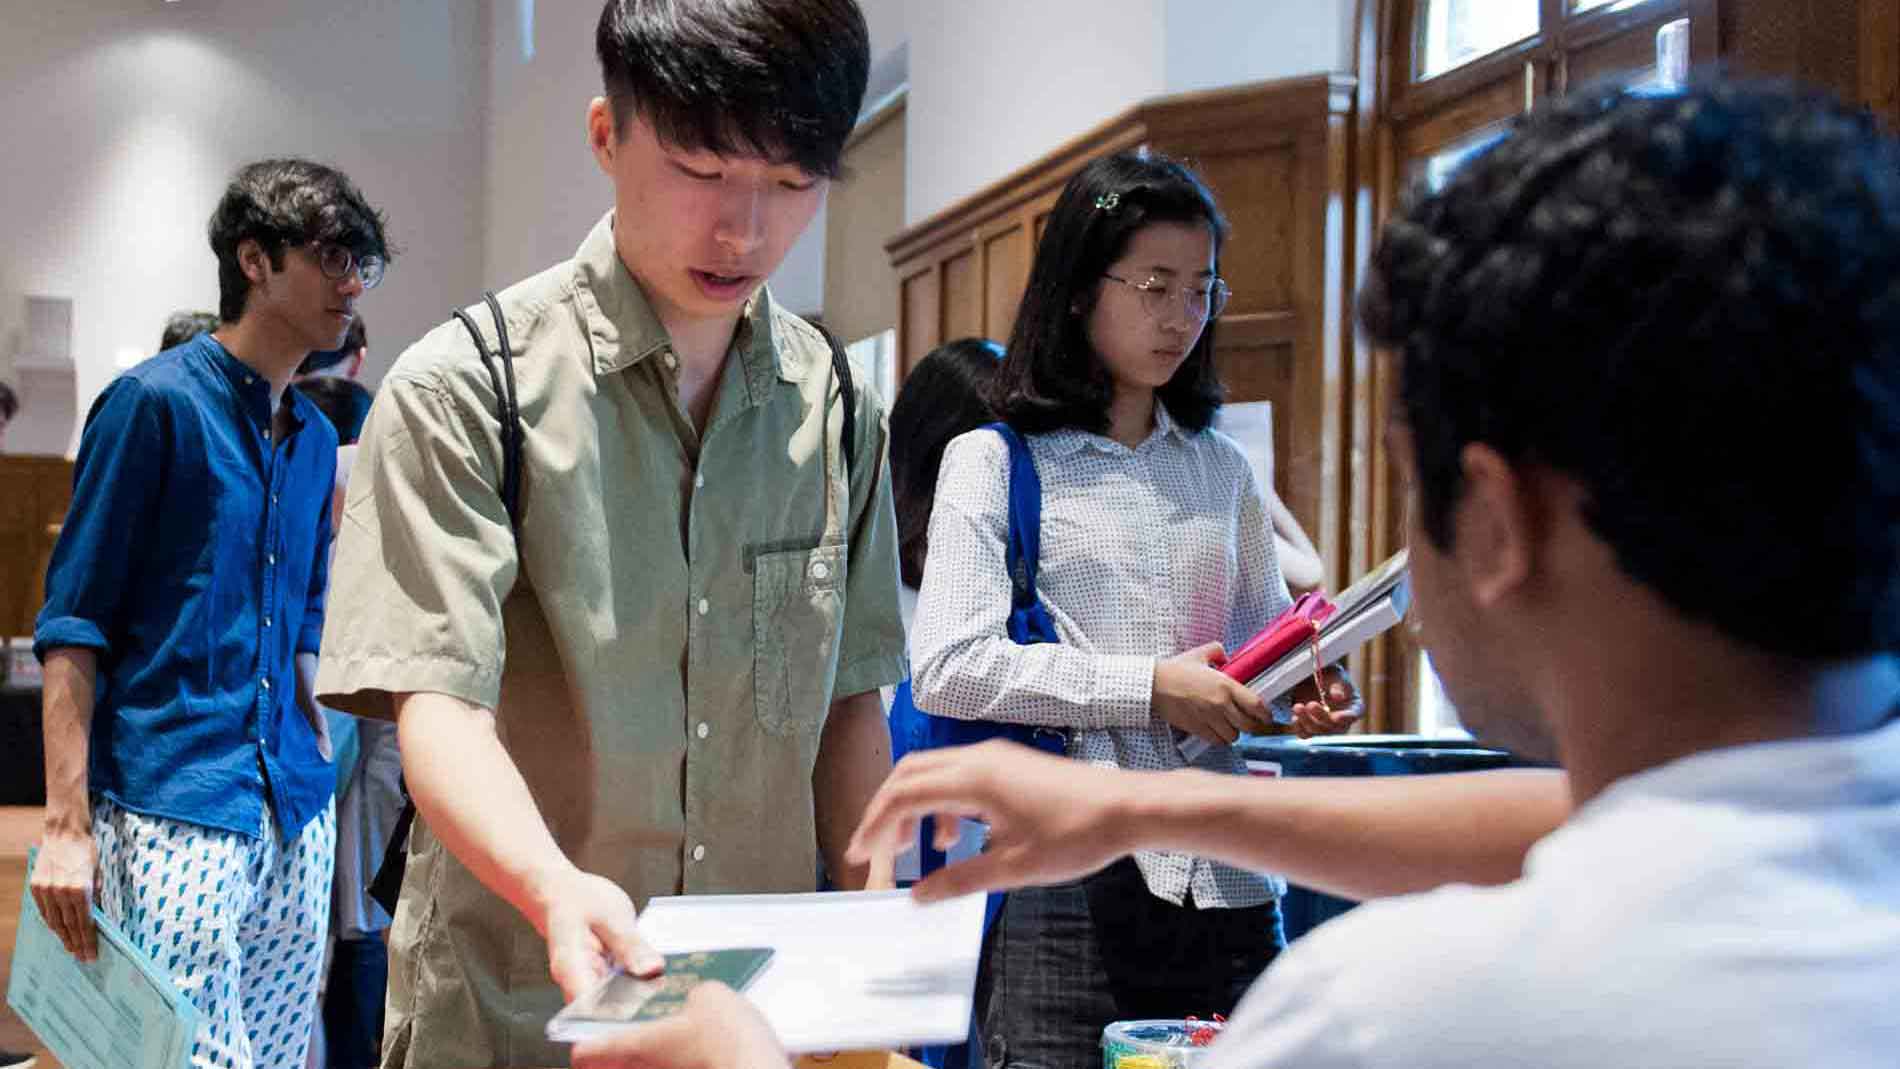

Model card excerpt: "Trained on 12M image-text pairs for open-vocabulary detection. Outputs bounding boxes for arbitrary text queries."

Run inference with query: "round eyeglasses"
[311,241,386,290]
[1101,273,1231,323]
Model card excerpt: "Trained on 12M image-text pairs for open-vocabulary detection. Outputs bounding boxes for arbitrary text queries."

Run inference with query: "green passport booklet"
[547,947,776,1042]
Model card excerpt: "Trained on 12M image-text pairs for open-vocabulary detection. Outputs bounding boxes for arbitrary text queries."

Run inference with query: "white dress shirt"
[911,403,1290,907]
[1210,703,1900,1068]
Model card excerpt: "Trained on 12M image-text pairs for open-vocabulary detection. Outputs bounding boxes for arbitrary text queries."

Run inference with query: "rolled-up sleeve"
[35,379,165,661]
[314,368,518,721]
[830,380,908,700]
[909,432,1154,732]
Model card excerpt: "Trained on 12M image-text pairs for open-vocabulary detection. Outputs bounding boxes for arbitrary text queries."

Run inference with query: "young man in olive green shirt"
[315,3,904,1066]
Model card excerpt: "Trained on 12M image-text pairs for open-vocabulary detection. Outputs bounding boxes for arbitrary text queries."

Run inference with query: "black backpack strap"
[813,322,856,480]
[450,291,523,532]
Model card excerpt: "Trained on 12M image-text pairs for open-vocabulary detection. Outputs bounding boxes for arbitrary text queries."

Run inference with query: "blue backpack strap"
[988,422,1041,611]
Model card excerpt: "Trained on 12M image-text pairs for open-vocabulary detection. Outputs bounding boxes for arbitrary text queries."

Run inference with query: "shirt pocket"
[751,542,848,736]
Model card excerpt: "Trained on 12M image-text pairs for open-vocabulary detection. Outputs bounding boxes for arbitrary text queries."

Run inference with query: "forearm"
[1117,767,1572,900]
[813,690,892,890]
[396,691,578,933]
[295,651,321,720]
[1269,493,1324,592]
[40,648,98,833]
[911,636,1154,731]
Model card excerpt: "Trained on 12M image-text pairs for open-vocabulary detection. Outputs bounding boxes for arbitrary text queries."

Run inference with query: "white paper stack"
[580,889,987,1054]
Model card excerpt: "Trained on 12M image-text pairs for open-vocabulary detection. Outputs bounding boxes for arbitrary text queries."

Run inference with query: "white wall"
[1165,0,1355,94]
[483,0,612,289]
[0,0,489,453]
[904,0,1168,226]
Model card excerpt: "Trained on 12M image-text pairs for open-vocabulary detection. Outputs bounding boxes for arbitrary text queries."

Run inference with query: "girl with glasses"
[907,150,1360,1067]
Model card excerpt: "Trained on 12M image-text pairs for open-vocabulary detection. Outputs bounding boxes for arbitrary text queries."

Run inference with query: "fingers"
[573,1004,700,1068]
[548,932,610,1002]
[32,874,97,962]
[910,850,1018,903]
[848,757,986,866]
[600,917,665,979]
[863,848,897,891]
[1183,641,1227,667]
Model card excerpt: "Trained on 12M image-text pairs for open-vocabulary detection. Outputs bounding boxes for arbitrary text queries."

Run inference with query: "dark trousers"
[323,936,389,1069]
[974,859,1281,1069]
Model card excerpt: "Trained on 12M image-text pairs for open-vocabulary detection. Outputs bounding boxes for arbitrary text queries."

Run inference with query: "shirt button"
[245,375,256,385]
[664,352,679,371]
[263,616,272,628]
[811,561,830,581]
[271,493,279,505]
[696,598,709,616]
[694,472,705,490]
[261,677,272,690]
[691,844,707,863]
[695,721,710,740]
[268,553,277,566]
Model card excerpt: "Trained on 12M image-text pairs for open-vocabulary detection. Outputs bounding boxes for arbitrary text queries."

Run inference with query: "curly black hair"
[207,158,392,323]
[995,151,1228,435]
[1360,80,1900,659]
[596,0,869,179]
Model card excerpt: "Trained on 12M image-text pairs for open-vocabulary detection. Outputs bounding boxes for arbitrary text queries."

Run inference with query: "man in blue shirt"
[31,157,392,1069]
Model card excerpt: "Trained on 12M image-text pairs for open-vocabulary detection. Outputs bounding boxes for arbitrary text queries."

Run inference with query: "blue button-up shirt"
[36,334,339,843]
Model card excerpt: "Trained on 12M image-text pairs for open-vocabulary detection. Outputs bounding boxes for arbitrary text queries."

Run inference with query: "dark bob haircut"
[1360,80,1900,659]
[298,376,374,446]
[595,0,870,179]
[207,158,391,323]
[993,150,1228,435]
[890,338,1005,588]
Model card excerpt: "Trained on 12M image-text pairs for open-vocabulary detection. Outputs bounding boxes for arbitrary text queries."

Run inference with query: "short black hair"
[595,0,870,178]
[299,315,367,376]
[890,338,1005,588]
[160,310,220,352]
[1360,80,1900,659]
[208,158,391,323]
[298,376,374,446]
[994,151,1228,435]
[0,380,17,421]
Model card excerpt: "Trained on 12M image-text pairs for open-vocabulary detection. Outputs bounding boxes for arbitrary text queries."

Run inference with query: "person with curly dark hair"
[836,81,1900,1069]
[31,157,391,1069]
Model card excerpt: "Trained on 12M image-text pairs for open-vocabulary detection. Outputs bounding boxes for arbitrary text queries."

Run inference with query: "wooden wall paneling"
[941,247,983,342]
[887,112,1149,375]
[0,458,72,640]
[899,264,941,380]
[1725,0,1860,102]
[1865,0,1900,126]
[982,223,1030,345]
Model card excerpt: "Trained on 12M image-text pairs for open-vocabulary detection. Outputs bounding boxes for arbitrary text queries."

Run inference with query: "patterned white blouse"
[911,402,1291,908]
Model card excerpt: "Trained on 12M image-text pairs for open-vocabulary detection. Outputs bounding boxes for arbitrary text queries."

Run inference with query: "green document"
[547,947,776,1042]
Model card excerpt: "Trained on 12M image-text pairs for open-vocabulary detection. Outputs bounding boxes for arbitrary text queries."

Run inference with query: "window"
[1417,0,1540,80]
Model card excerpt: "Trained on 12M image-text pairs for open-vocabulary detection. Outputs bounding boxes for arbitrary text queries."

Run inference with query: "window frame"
[1363,0,1721,733]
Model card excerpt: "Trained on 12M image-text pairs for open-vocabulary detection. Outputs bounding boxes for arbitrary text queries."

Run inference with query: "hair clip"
[1094,192,1121,213]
